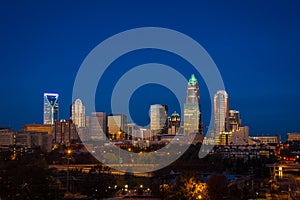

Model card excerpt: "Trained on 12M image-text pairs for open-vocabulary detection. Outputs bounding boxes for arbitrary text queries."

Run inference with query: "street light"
[67,149,72,193]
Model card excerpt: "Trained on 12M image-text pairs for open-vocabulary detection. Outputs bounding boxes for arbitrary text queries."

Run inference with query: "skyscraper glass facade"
[214,90,229,134]
[183,74,201,135]
[71,99,86,128]
[150,104,168,133]
[43,93,59,125]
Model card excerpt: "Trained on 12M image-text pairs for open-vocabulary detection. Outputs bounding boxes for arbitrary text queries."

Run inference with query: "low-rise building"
[287,132,300,142]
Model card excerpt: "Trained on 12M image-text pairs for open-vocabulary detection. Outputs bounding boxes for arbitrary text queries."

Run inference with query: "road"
[276,172,300,200]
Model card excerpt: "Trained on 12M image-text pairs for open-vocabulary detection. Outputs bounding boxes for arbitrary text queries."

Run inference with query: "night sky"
[0,1,299,140]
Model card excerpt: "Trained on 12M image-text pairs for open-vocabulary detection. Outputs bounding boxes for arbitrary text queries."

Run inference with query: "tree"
[206,174,227,200]
[166,175,210,200]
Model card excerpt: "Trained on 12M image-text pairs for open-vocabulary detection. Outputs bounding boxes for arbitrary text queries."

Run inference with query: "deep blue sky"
[0,1,299,140]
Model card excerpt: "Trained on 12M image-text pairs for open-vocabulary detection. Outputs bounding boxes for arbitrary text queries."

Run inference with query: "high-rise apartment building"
[183,74,202,135]
[71,99,86,128]
[150,104,168,134]
[214,90,229,134]
[43,93,59,125]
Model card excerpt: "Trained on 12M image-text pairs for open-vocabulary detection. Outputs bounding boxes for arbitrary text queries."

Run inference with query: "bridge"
[267,162,300,173]
[49,164,157,177]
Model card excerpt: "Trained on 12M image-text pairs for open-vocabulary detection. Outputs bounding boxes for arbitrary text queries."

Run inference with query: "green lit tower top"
[183,74,202,135]
[186,74,200,104]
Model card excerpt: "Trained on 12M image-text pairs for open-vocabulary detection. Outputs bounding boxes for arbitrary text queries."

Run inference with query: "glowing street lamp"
[67,149,72,193]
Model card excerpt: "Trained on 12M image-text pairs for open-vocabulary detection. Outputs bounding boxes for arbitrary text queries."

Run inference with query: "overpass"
[49,164,157,177]
[267,162,300,173]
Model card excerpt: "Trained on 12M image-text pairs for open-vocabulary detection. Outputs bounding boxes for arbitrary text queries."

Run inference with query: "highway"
[49,164,156,177]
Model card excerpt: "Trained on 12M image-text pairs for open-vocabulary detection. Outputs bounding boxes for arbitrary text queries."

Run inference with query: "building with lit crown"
[71,99,86,128]
[228,110,242,132]
[167,111,181,134]
[183,74,202,135]
[43,93,59,125]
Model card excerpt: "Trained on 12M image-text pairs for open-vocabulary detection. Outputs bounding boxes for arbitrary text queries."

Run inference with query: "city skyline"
[0,1,300,140]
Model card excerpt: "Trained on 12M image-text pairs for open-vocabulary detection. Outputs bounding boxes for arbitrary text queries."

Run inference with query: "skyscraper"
[87,112,107,141]
[167,111,181,134]
[71,99,86,128]
[150,104,168,134]
[107,114,127,140]
[43,93,59,125]
[228,110,242,132]
[183,74,202,135]
[214,90,229,134]
[53,119,78,145]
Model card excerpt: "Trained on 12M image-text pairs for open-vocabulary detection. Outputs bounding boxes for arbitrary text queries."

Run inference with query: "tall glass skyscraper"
[183,74,202,135]
[71,99,86,128]
[214,90,229,134]
[150,104,168,133]
[108,114,127,140]
[43,93,59,125]
[87,112,107,141]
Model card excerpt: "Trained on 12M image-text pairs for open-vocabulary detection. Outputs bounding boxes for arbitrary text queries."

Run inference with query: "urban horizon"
[2,83,296,142]
[1,1,300,199]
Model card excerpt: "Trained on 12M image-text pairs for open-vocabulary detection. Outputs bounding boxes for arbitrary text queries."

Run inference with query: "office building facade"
[71,98,86,128]
[43,93,59,125]
[167,111,181,134]
[87,112,107,141]
[150,104,168,134]
[183,74,202,135]
[107,114,127,140]
[214,90,229,134]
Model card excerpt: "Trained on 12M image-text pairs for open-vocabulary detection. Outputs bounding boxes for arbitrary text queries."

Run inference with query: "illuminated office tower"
[183,74,202,135]
[43,93,59,125]
[71,99,86,128]
[150,104,168,134]
[107,114,127,140]
[228,110,242,132]
[53,119,78,145]
[214,90,229,134]
[87,112,107,141]
[167,111,181,134]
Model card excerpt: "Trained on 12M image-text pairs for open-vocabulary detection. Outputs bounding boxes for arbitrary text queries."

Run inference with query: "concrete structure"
[23,124,52,135]
[287,132,300,142]
[0,128,14,146]
[15,131,51,151]
[0,128,51,151]
[250,135,280,145]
